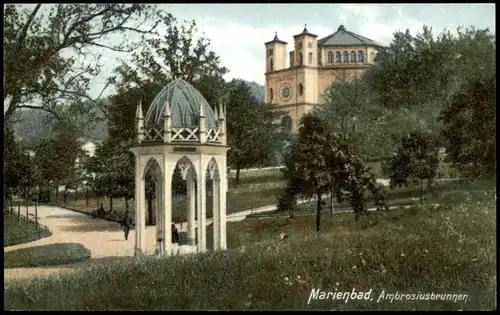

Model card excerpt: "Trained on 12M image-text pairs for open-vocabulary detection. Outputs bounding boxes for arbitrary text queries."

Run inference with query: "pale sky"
[78,4,495,98]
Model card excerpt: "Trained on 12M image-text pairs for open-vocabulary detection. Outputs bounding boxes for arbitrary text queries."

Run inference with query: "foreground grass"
[4,243,91,268]
[4,211,51,247]
[4,187,495,310]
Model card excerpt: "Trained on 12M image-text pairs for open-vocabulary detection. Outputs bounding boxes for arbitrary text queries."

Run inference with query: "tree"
[226,80,283,184]
[316,76,397,158]
[282,113,389,225]
[388,132,440,204]
[4,4,165,123]
[109,17,229,130]
[91,140,135,214]
[283,114,333,232]
[36,124,81,197]
[4,126,23,199]
[438,75,496,179]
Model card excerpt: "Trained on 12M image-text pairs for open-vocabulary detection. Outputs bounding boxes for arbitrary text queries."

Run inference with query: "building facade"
[264,25,384,133]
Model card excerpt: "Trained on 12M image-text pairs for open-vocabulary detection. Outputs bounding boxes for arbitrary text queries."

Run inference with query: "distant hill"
[245,81,265,103]
[11,100,109,147]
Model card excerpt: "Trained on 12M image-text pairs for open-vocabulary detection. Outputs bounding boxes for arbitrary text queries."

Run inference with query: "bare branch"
[16,4,42,51]
[18,104,61,120]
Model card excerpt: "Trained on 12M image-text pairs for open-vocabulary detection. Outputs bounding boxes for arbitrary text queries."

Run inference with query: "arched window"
[343,51,349,63]
[335,52,341,63]
[298,83,304,96]
[328,51,334,63]
[308,52,313,65]
[269,58,274,71]
[358,51,365,63]
[350,51,356,63]
[370,51,376,63]
[269,88,273,102]
[298,52,303,65]
[281,116,292,134]
[318,52,322,65]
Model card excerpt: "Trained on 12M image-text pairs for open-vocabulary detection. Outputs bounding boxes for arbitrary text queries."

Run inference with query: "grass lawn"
[4,243,91,268]
[247,179,495,219]
[4,183,495,310]
[4,211,52,247]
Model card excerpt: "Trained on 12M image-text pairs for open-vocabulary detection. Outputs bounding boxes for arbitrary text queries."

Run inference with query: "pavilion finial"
[164,100,171,117]
[303,24,308,33]
[218,101,225,120]
[136,99,144,120]
[273,32,278,40]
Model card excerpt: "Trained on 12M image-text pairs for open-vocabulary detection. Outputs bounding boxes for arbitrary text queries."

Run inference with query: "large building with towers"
[264,25,385,133]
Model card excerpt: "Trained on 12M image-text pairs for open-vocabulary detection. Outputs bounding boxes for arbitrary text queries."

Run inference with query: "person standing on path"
[122,212,132,240]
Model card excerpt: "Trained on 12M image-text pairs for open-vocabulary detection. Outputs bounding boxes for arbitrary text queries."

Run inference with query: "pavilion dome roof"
[145,78,217,129]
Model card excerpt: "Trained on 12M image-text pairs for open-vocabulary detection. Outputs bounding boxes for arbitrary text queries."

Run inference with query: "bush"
[4,243,91,268]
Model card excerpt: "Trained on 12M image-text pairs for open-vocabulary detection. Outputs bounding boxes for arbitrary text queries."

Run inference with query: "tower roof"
[293,24,318,38]
[144,78,217,129]
[265,32,288,45]
[317,25,385,47]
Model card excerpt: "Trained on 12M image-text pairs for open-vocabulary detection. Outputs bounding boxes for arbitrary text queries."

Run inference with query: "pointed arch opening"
[143,158,163,227]
[205,157,221,250]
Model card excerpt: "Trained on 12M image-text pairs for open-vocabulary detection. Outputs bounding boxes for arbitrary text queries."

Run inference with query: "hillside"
[11,101,109,147]
[246,80,265,102]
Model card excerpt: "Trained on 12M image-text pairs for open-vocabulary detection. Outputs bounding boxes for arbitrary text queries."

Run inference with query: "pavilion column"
[134,156,146,256]
[212,175,220,250]
[218,159,227,250]
[186,168,196,246]
[163,164,173,256]
[155,177,164,255]
[197,161,207,252]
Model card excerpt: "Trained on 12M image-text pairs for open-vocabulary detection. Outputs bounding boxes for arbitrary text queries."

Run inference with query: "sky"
[36,4,499,99]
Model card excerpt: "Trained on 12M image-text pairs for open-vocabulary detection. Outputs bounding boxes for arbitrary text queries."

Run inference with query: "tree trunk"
[35,186,39,232]
[17,188,21,221]
[330,186,335,216]
[109,197,113,213]
[25,188,29,224]
[75,188,78,204]
[235,161,241,185]
[316,191,322,232]
[64,188,68,204]
[125,198,129,216]
[420,178,423,205]
[86,186,89,207]
[147,196,153,226]
[55,186,59,203]
[10,191,14,214]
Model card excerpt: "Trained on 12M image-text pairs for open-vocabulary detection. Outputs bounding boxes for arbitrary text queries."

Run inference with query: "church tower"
[293,24,318,67]
[264,33,287,104]
[265,32,287,72]
[292,25,319,110]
